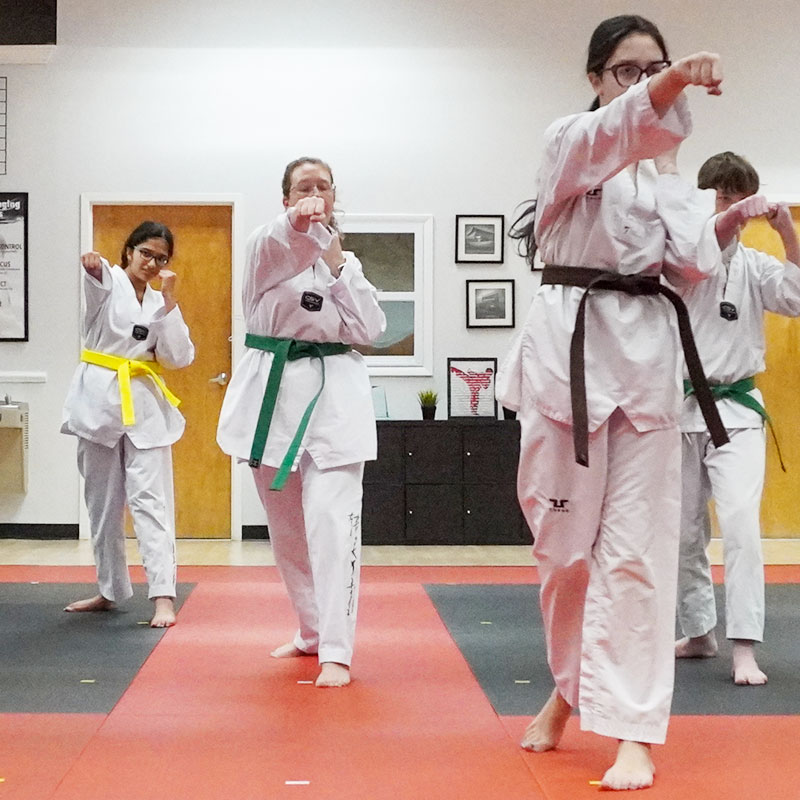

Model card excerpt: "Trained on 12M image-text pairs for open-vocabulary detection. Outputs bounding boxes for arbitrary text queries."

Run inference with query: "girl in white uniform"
[672,152,800,685]
[498,15,724,791]
[62,222,195,628]
[217,157,386,688]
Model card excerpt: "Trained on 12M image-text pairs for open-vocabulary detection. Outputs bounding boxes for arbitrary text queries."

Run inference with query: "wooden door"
[741,208,800,538]
[92,204,232,538]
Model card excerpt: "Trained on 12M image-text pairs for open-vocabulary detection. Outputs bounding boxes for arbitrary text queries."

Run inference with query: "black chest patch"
[301,291,324,312]
[132,324,150,341]
[719,301,738,321]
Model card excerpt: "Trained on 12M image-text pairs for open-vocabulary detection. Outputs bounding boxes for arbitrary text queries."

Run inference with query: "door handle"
[209,372,229,386]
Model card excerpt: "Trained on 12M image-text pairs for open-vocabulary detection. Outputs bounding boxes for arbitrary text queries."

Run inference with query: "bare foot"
[521,688,572,752]
[732,640,767,685]
[316,662,351,688]
[150,597,176,628]
[270,642,313,659]
[601,741,655,791]
[675,630,718,658]
[64,594,115,613]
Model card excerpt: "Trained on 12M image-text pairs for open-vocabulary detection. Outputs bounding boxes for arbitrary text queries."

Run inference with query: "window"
[342,214,433,376]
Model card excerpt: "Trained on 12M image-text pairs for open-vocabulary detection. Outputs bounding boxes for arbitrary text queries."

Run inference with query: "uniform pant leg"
[579,412,681,745]
[677,432,717,638]
[299,456,364,667]
[705,427,766,642]
[517,407,608,708]
[253,463,320,655]
[77,437,132,603]
[123,438,177,599]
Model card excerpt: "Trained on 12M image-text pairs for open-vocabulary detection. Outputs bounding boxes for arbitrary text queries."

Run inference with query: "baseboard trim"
[0,524,79,539]
[241,525,270,540]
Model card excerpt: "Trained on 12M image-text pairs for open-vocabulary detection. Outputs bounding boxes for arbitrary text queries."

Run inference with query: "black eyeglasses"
[602,60,671,87]
[135,247,170,268]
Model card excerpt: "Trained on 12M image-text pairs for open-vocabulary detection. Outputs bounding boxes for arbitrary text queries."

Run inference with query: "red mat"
[2,575,544,800]
[1,565,798,799]
[501,715,800,798]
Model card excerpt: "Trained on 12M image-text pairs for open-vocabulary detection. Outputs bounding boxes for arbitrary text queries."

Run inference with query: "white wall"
[1,0,799,528]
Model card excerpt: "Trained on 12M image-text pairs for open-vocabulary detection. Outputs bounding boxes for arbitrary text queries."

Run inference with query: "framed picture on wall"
[455,215,504,263]
[447,357,498,419]
[0,192,29,341]
[466,279,515,328]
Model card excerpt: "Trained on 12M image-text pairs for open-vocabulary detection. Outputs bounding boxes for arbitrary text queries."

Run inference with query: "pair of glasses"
[289,180,335,197]
[135,247,170,268]
[602,60,671,87]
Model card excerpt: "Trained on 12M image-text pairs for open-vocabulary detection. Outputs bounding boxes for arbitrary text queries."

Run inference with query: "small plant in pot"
[417,389,438,420]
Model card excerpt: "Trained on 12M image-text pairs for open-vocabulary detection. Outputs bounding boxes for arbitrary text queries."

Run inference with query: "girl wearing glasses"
[500,15,723,790]
[61,221,194,628]
[217,157,385,688]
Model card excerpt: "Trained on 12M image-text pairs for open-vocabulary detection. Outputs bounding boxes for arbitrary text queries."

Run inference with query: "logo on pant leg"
[346,513,360,616]
[548,498,569,512]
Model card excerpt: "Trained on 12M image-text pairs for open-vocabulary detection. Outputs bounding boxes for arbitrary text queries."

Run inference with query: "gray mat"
[425,583,800,716]
[0,583,192,713]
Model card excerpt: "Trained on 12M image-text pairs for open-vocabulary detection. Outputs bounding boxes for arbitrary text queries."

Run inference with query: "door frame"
[78,192,246,540]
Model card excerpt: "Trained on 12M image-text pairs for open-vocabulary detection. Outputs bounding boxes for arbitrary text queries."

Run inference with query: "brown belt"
[541,265,728,467]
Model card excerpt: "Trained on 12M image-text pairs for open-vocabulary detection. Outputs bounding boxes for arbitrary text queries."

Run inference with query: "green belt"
[245,334,352,490]
[683,376,786,471]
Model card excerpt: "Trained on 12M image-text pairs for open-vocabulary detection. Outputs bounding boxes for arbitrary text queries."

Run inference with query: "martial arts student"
[62,222,195,628]
[672,152,800,685]
[497,15,726,791]
[217,157,386,688]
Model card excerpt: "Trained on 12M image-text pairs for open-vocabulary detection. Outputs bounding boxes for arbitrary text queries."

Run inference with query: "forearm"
[648,69,689,117]
[714,211,740,249]
[781,226,800,267]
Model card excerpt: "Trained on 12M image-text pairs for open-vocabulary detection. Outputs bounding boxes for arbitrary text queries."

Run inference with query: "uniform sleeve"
[658,179,717,286]
[150,305,195,369]
[81,258,113,337]
[535,80,692,233]
[243,213,333,313]
[756,252,800,316]
[327,253,387,345]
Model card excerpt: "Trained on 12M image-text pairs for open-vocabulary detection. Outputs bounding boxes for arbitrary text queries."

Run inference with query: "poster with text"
[0,193,28,341]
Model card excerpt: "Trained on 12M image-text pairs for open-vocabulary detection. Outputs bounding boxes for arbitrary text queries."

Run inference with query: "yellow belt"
[81,349,181,426]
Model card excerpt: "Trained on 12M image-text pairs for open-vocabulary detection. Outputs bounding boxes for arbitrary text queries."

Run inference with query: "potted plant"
[417,389,438,420]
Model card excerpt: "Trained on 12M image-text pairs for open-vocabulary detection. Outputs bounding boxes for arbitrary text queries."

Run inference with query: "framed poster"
[447,357,498,419]
[0,192,28,341]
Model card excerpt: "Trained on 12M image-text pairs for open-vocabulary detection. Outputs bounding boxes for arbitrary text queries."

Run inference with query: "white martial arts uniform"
[498,80,715,744]
[672,234,800,642]
[217,213,385,666]
[62,260,195,601]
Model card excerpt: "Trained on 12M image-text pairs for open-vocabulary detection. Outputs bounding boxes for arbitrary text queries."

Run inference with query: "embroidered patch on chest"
[301,291,324,312]
[132,324,149,341]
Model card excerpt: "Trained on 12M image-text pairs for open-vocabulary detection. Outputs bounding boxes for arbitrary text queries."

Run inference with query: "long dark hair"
[509,15,668,266]
[120,221,174,267]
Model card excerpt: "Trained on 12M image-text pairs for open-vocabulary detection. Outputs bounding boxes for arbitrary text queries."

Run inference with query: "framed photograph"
[447,357,498,419]
[0,192,28,341]
[466,279,515,328]
[455,215,504,263]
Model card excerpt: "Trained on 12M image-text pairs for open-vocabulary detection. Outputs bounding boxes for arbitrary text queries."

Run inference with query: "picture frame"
[447,357,498,419]
[466,279,515,328]
[0,192,29,341]
[455,215,504,263]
